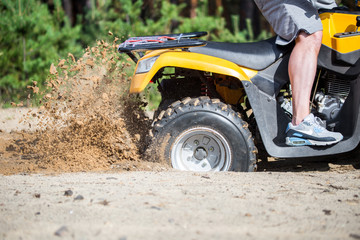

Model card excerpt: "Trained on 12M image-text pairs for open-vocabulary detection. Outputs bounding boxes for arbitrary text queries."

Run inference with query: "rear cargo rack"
[118,32,208,63]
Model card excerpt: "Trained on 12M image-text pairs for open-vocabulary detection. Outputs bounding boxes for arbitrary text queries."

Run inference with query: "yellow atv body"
[119,10,360,172]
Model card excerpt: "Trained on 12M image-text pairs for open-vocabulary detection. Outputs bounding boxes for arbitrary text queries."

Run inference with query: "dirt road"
[1,104,360,239]
[1,171,360,240]
[2,130,359,240]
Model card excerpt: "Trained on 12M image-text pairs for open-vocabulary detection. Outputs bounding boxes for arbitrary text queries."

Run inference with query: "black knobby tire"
[147,96,257,172]
[153,98,175,120]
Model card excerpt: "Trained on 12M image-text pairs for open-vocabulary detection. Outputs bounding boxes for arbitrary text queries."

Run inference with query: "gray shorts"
[254,0,337,45]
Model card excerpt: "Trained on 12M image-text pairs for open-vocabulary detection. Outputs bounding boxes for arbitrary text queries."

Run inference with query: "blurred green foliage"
[0,0,270,107]
[177,1,270,43]
[0,0,83,105]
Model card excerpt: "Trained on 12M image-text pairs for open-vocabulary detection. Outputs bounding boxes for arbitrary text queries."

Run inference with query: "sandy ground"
[0,108,40,133]
[1,171,360,240]
[1,108,360,239]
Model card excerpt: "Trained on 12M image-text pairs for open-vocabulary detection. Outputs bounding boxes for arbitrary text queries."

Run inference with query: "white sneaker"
[285,113,343,146]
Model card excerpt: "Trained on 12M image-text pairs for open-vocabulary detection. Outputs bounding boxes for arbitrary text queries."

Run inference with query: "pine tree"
[0,0,82,104]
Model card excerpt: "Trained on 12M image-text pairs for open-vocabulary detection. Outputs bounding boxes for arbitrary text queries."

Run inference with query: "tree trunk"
[208,0,222,15]
[190,0,197,18]
[61,0,90,26]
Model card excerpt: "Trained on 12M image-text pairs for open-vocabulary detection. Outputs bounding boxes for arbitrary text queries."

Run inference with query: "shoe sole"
[286,137,341,146]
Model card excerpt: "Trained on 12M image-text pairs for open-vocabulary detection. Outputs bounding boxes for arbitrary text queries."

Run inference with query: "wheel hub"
[194,147,207,160]
[171,127,232,172]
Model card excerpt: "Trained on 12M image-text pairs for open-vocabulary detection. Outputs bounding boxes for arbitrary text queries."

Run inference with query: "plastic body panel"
[249,54,290,97]
[318,11,360,76]
[243,75,360,158]
[318,45,360,76]
[129,51,257,93]
[320,11,360,54]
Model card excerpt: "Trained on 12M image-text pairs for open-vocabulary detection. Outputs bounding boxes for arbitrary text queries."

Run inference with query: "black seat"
[189,37,293,70]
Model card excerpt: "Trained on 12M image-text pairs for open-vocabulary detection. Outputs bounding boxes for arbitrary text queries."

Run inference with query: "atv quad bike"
[118,9,360,172]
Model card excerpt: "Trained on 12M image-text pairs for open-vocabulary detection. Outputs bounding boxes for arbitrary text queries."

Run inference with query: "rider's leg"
[286,30,343,146]
[288,30,323,126]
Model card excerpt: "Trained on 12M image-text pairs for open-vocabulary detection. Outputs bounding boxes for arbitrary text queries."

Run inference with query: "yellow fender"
[320,12,360,54]
[129,51,257,93]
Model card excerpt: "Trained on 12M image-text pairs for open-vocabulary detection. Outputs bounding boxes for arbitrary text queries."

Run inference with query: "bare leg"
[288,31,323,125]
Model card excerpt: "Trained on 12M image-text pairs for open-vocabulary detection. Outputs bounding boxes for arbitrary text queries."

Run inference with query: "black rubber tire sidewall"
[155,109,253,171]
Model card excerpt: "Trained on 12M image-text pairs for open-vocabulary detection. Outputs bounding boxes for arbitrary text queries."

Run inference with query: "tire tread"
[149,97,257,172]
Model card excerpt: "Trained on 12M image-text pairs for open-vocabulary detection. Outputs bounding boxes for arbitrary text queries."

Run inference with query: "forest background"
[0,0,356,107]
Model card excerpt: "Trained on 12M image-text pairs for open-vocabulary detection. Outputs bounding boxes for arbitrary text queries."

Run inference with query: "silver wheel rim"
[171,127,232,172]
